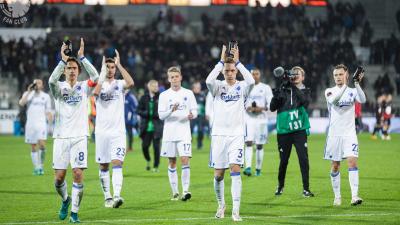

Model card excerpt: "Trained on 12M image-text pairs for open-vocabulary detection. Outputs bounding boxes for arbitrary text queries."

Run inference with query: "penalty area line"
[2,212,397,224]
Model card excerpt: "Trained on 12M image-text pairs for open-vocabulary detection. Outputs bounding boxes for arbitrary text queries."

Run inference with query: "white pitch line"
[2,213,398,225]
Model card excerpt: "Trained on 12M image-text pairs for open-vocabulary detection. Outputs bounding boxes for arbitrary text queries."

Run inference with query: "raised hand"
[231,46,239,63]
[61,43,69,62]
[220,45,227,62]
[188,111,194,120]
[114,49,120,66]
[78,38,84,58]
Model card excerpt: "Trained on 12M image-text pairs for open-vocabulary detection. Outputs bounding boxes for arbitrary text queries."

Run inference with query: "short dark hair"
[334,64,348,71]
[105,58,115,64]
[66,57,82,72]
[224,57,235,64]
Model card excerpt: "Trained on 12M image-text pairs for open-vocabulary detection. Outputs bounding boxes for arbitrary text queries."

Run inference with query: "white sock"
[55,180,68,201]
[214,177,225,208]
[245,146,253,169]
[255,148,264,170]
[71,182,83,213]
[330,171,341,199]
[99,169,112,199]
[181,165,190,193]
[348,167,359,198]
[112,166,123,198]
[230,172,242,213]
[31,151,40,170]
[168,166,179,194]
[39,148,46,169]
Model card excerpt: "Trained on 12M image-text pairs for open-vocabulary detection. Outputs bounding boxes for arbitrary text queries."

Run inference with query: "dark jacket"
[137,91,163,139]
[270,83,310,113]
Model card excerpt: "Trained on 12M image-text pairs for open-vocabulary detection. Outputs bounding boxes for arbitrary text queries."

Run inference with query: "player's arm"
[232,46,255,95]
[325,85,347,105]
[354,73,366,103]
[158,94,178,120]
[188,92,198,120]
[93,57,107,97]
[265,85,273,111]
[114,50,134,89]
[78,38,99,83]
[206,45,225,96]
[205,92,213,121]
[45,95,53,124]
[18,89,33,107]
[49,43,68,99]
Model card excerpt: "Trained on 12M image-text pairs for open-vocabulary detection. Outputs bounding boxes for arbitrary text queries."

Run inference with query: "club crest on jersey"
[184,97,187,101]
[221,92,240,102]
[76,86,81,91]
[236,86,241,91]
[349,93,353,97]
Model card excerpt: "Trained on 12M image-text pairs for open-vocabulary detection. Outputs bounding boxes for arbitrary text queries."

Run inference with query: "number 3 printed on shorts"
[351,144,358,153]
[238,149,243,158]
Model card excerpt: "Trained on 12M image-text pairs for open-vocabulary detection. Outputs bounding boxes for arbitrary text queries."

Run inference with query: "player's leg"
[110,135,127,208]
[178,141,192,201]
[180,156,191,201]
[30,143,40,175]
[276,134,292,195]
[37,139,46,175]
[168,157,179,200]
[69,137,88,223]
[230,164,242,221]
[330,161,341,206]
[153,136,161,172]
[141,132,152,171]
[255,123,268,176]
[214,168,226,219]
[348,157,362,205]
[244,141,253,176]
[96,134,112,207]
[293,131,313,197]
[53,139,71,220]
[211,136,227,219]
[228,137,244,221]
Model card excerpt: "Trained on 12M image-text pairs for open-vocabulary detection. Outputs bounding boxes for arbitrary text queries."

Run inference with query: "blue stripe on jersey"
[230,172,240,176]
[348,167,358,171]
[330,171,340,177]
[208,142,213,168]
[323,104,332,159]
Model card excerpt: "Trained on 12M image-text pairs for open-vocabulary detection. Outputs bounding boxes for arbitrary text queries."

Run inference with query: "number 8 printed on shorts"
[78,152,85,161]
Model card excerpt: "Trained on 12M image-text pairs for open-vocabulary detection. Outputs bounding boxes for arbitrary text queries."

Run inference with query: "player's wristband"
[61,59,67,65]
[235,61,241,67]
[79,56,86,61]
[218,61,224,66]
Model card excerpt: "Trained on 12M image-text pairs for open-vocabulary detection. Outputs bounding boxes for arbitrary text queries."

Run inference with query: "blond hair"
[167,66,181,74]
[291,66,305,76]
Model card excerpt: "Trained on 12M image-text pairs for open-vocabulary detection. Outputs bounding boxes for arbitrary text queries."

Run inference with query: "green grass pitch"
[0,134,399,224]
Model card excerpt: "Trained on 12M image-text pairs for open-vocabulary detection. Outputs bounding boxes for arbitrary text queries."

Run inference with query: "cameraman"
[270,66,314,197]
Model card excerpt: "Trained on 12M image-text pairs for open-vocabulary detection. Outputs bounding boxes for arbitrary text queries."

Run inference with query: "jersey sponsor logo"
[99,92,119,101]
[221,92,240,102]
[168,104,186,110]
[337,99,353,107]
[63,94,83,104]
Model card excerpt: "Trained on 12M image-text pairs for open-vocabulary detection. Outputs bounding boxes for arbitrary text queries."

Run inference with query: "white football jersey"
[206,62,254,136]
[245,82,273,120]
[205,91,214,125]
[95,79,126,136]
[325,85,363,137]
[25,91,51,126]
[52,80,91,138]
[158,87,197,142]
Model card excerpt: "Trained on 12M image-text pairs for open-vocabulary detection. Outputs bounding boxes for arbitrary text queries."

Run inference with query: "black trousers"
[190,116,205,149]
[277,130,310,191]
[141,131,161,168]
[125,124,133,149]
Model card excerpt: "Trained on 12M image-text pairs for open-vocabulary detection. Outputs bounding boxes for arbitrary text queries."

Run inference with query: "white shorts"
[209,135,244,169]
[324,136,359,161]
[245,119,268,145]
[95,134,126,163]
[25,123,47,144]
[53,136,88,170]
[161,141,192,158]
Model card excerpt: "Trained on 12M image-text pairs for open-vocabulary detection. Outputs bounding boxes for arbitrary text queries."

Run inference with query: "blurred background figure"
[190,81,206,150]
[137,80,163,172]
[371,94,393,140]
[124,89,139,152]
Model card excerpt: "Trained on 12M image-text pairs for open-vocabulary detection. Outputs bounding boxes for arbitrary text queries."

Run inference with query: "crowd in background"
[0,2,398,113]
